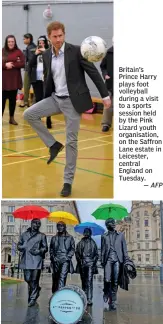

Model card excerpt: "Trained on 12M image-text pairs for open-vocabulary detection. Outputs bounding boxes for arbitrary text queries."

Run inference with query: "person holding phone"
[28,35,51,128]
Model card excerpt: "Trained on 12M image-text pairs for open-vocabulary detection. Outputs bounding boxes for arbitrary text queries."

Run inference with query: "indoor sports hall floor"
[2,106,113,199]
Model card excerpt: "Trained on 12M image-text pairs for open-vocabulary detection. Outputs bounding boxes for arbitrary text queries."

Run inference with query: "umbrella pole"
[17,223,21,279]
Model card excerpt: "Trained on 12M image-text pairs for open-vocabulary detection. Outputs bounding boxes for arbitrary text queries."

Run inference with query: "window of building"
[47,225,53,233]
[144,219,149,227]
[7,225,14,233]
[22,225,28,232]
[136,231,140,239]
[136,220,140,227]
[8,216,14,223]
[137,254,141,262]
[23,219,29,223]
[8,206,15,212]
[137,243,140,249]
[145,230,149,239]
[145,243,149,250]
[146,254,150,262]
[47,218,53,224]
[144,210,148,216]
[136,212,140,217]
[48,206,54,212]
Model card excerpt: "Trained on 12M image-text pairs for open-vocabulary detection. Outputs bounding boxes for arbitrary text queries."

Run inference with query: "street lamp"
[160,200,163,283]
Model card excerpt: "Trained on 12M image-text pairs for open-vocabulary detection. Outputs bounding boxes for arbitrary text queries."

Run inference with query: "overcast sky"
[75,201,159,246]
[76,200,131,229]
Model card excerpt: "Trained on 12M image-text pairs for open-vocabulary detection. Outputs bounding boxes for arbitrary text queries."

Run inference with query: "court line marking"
[2,122,67,134]
[2,128,27,134]
[2,143,113,180]
[2,142,110,166]
[3,119,31,128]
[96,139,111,143]
[2,127,66,141]
[2,131,112,147]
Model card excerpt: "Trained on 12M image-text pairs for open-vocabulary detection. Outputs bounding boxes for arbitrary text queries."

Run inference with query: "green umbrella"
[91,204,128,221]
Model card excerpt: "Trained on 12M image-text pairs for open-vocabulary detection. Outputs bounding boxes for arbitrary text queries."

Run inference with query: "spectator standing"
[20,33,36,108]
[100,37,114,132]
[28,35,51,128]
[2,35,25,125]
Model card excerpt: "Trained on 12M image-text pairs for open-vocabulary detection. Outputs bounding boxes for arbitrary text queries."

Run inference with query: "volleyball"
[80,36,107,62]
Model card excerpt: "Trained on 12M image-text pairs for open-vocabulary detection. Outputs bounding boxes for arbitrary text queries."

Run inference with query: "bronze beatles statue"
[17,218,48,307]
[50,221,75,293]
[101,218,136,310]
[75,228,98,305]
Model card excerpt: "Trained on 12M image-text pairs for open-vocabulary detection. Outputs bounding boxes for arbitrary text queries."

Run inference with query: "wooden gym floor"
[2,106,113,199]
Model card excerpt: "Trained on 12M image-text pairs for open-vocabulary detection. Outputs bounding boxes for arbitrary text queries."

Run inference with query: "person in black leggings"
[28,35,52,129]
[2,35,25,125]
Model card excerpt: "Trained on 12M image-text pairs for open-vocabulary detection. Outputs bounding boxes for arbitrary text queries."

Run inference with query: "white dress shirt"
[51,42,110,100]
[51,42,69,96]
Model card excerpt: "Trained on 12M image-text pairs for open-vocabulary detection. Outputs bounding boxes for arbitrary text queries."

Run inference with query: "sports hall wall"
[2,0,113,96]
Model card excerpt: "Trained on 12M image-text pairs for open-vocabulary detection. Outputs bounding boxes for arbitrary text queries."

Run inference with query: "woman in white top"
[28,35,52,128]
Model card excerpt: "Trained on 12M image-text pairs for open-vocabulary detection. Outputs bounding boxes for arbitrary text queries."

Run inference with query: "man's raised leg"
[23,96,64,163]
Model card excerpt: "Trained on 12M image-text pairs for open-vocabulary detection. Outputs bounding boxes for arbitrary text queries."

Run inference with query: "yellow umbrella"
[48,211,79,225]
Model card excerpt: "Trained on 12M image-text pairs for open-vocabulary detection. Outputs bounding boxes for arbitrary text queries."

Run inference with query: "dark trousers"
[101,92,113,127]
[2,90,17,117]
[80,265,94,301]
[104,260,120,302]
[32,81,51,128]
[52,261,69,293]
[24,269,41,302]
[32,81,44,103]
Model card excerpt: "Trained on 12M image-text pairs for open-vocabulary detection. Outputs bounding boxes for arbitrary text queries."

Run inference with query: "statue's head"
[31,218,41,231]
[57,221,66,234]
[83,227,92,238]
[105,218,116,231]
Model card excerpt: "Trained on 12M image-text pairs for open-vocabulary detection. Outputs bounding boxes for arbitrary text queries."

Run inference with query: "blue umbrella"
[74,222,105,236]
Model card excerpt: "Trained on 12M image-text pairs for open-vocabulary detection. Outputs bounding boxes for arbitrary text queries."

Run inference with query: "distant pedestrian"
[10,262,15,277]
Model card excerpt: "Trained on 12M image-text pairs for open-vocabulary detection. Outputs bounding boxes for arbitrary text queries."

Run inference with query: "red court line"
[4,156,113,161]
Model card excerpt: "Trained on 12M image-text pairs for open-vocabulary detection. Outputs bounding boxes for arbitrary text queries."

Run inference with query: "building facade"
[1,200,82,267]
[117,201,161,267]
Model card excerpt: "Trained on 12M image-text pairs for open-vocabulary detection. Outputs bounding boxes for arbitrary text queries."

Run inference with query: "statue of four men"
[18,218,136,309]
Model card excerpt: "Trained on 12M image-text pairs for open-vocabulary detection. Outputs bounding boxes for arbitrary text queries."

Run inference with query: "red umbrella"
[12,205,49,220]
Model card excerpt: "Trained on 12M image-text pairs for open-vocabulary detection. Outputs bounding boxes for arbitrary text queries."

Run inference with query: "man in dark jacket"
[20,33,36,108]
[24,21,111,197]
[17,218,48,307]
[100,38,113,132]
[101,217,130,310]
[75,228,98,305]
[50,221,75,293]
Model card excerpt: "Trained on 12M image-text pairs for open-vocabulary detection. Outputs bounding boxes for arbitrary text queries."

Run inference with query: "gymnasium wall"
[2,1,113,96]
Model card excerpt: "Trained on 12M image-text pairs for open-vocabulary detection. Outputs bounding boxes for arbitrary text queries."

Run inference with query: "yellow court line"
[2,122,68,134]
[3,119,31,128]
[2,128,28,134]
[3,147,47,157]
[96,139,112,143]
[2,142,111,167]
[3,127,66,140]
[2,134,112,157]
